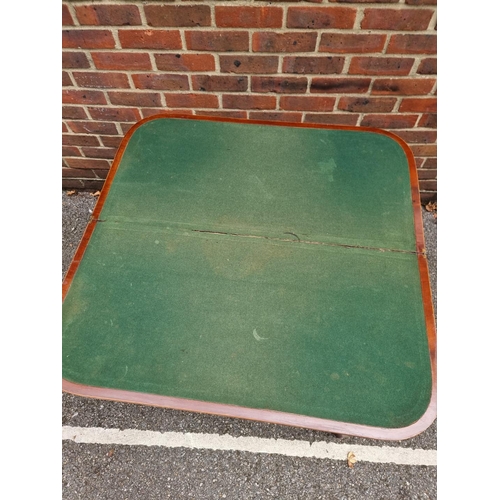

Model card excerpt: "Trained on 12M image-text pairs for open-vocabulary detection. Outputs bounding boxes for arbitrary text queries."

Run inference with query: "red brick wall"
[62,1,437,201]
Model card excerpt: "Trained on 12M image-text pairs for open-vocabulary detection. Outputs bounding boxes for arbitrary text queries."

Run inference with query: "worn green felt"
[62,118,431,429]
[100,119,416,251]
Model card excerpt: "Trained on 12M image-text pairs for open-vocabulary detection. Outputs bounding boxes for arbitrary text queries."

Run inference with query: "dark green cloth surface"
[63,118,431,428]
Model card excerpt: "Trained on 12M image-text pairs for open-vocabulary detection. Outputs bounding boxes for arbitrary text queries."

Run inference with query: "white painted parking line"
[62,426,436,466]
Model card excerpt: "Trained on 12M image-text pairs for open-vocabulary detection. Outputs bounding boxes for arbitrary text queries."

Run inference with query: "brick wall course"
[62,0,437,200]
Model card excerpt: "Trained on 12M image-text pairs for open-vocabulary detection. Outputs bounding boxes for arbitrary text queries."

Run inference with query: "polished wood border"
[62,113,436,440]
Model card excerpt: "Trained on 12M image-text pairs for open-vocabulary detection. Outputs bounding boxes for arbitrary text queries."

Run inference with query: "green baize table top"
[62,117,434,437]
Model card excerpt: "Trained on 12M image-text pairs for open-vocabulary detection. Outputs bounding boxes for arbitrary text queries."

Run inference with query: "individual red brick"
[62,165,84,177]
[132,74,189,91]
[62,52,90,69]
[65,158,111,170]
[62,121,69,133]
[399,98,437,112]
[422,157,437,168]
[63,89,107,105]
[88,107,141,122]
[75,5,141,26]
[63,134,100,147]
[165,93,219,108]
[283,56,344,75]
[119,30,182,50]
[62,71,72,86]
[65,164,93,178]
[252,76,308,94]
[220,55,279,74]
[155,53,215,72]
[338,97,397,113]
[249,112,302,123]
[63,30,115,49]
[319,33,386,54]
[120,123,135,134]
[361,9,434,30]
[196,110,248,119]
[223,95,276,110]
[145,5,211,27]
[63,164,102,178]
[387,34,437,54]
[417,169,437,180]
[405,0,437,5]
[418,179,437,191]
[67,121,119,135]
[186,31,249,52]
[192,75,247,92]
[62,146,81,157]
[62,168,100,179]
[215,6,283,28]
[287,7,356,29]
[417,58,437,75]
[108,92,162,107]
[418,114,437,128]
[62,4,74,26]
[138,109,162,120]
[304,114,359,125]
[144,109,195,118]
[252,32,317,53]
[81,147,118,159]
[391,130,437,144]
[419,192,436,203]
[101,136,124,147]
[280,96,335,112]
[361,114,419,128]
[62,178,105,190]
[92,52,152,71]
[411,144,437,156]
[62,169,104,180]
[371,78,436,95]
[349,57,414,76]
[72,72,130,89]
[310,77,371,93]
[62,106,88,120]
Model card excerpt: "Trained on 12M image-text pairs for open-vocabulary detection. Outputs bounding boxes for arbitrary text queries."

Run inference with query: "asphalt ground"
[62,190,437,499]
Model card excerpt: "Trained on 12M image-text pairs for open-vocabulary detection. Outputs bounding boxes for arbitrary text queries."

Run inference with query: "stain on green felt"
[63,118,431,429]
